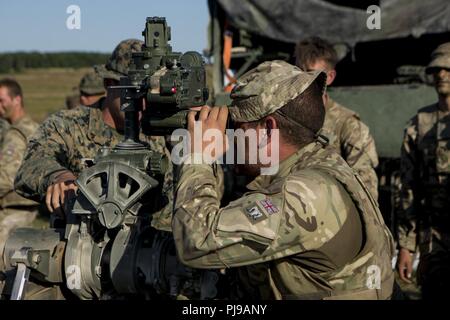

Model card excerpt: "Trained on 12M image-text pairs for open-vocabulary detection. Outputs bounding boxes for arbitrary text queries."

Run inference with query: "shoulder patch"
[245,203,267,224]
[259,198,279,214]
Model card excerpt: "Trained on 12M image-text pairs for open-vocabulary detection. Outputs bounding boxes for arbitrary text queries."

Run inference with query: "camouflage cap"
[79,72,105,95]
[94,39,144,81]
[228,60,327,122]
[426,42,450,74]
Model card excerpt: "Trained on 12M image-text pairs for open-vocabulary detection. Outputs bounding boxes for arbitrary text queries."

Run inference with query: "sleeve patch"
[245,204,267,224]
[259,198,279,214]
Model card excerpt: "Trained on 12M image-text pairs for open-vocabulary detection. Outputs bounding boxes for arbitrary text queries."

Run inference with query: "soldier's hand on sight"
[187,105,229,162]
[45,170,78,217]
[397,247,413,283]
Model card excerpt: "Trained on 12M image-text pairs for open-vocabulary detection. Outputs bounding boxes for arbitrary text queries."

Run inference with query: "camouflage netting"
[216,0,450,46]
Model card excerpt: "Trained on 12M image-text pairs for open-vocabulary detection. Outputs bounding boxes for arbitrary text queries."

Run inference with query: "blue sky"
[0,0,210,53]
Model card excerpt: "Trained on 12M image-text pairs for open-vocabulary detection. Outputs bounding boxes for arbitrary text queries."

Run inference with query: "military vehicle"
[205,0,450,235]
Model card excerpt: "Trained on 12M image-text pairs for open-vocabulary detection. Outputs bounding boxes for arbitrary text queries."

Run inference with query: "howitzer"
[1,17,219,300]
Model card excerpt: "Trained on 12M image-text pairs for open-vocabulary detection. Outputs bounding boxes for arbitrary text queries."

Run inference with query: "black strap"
[275,109,329,146]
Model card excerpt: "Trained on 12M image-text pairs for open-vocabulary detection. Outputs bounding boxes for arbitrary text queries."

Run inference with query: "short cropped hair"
[295,37,338,70]
[0,78,24,104]
[259,79,325,147]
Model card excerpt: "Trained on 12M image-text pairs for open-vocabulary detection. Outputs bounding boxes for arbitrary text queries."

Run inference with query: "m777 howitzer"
[1,17,219,300]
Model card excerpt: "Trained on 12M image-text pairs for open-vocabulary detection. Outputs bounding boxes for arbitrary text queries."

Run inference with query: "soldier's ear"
[326,69,336,86]
[13,95,23,108]
[264,116,277,137]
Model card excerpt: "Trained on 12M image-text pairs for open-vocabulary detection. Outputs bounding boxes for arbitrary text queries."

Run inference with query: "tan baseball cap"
[229,60,327,122]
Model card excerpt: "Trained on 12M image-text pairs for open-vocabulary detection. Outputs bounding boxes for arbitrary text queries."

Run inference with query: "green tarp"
[217,0,450,45]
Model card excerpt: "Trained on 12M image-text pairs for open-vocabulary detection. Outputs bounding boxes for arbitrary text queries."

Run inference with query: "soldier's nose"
[438,69,449,79]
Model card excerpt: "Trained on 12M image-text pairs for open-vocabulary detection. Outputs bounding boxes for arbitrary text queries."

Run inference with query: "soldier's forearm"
[14,160,69,201]
[397,195,418,252]
[175,162,221,221]
[173,162,226,266]
[397,227,417,252]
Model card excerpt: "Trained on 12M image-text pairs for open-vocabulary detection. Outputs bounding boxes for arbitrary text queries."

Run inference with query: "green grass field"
[0,68,91,123]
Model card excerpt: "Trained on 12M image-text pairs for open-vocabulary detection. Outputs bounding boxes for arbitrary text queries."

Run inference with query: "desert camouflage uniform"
[14,103,173,231]
[0,118,9,143]
[0,115,39,261]
[399,104,450,298]
[173,60,395,299]
[321,98,379,200]
[398,42,450,299]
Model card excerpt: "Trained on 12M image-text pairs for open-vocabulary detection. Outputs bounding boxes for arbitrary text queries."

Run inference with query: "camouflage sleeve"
[340,116,379,201]
[0,129,27,197]
[150,135,225,232]
[398,117,419,252]
[14,115,72,201]
[0,119,9,143]
[172,163,347,269]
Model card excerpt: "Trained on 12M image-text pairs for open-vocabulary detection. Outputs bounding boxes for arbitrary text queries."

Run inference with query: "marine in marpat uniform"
[172,60,395,300]
[14,39,173,231]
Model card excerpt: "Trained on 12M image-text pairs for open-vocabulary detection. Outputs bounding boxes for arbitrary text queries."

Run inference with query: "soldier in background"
[397,42,450,299]
[0,78,39,264]
[172,61,395,299]
[65,71,105,110]
[64,88,80,110]
[295,37,379,200]
[78,71,105,106]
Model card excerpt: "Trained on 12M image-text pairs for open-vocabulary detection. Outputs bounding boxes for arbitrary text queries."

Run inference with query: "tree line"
[0,52,110,73]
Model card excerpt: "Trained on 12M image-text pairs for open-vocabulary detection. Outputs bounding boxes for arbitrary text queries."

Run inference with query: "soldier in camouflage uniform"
[172,60,395,299]
[14,39,173,231]
[65,71,105,110]
[65,90,80,110]
[396,42,450,299]
[78,71,105,107]
[0,79,39,265]
[295,37,379,200]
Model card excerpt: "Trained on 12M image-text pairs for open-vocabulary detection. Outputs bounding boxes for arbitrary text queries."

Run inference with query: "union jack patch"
[259,199,279,215]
